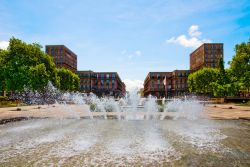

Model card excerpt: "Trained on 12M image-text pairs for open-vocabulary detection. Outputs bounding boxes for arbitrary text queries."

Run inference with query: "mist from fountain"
[12,81,206,121]
[162,98,204,120]
[144,95,158,120]
[3,83,246,166]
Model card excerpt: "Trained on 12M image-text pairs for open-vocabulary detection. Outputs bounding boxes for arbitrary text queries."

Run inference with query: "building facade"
[171,70,190,96]
[144,72,172,98]
[77,71,126,97]
[143,70,190,98]
[77,70,96,93]
[190,43,223,72]
[46,45,77,73]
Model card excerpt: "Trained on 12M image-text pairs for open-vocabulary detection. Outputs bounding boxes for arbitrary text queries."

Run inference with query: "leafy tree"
[188,68,219,95]
[3,37,58,92]
[0,49,8,95]
[72,73,80,91]
[218,57,228,85]
[28,64,49,91]
[57,68,80,91]
[229,39,250,94]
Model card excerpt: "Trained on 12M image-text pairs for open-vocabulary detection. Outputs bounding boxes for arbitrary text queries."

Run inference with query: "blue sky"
[0,0,250,90]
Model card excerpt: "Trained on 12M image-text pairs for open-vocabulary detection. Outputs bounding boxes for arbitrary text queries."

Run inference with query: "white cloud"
[135,50,141,56]
[124,79,143,92]
[188,25,201,37]
[166,25,211,49]
[0,40,9,50]
[122,50,142,59]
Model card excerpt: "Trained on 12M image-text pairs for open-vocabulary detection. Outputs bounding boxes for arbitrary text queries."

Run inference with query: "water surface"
[0,119,249,166]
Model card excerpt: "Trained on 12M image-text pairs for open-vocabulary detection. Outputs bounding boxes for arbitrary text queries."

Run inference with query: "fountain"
[0,83,249,166]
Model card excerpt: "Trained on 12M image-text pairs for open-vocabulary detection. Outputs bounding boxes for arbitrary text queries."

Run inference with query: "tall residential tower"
[46,45,77,73]
[190,43,223,72]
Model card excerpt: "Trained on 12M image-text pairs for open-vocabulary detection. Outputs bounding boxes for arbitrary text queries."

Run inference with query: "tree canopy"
[0,37,80,94]
[229,39,250,93]
[57,68,80,91]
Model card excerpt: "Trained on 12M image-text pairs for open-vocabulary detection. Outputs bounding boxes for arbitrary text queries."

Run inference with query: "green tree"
[188,68,220,95]
[57,68,80,91]
[218,57,228,84]
[72,73,80,91]
[28,64,49,91]
[0,49,8,95]
[4,37,58,92]
[229,39,250,94]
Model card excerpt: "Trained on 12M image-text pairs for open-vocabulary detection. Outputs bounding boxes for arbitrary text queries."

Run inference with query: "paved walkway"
[0,104,250,121]
[205,104,250,120]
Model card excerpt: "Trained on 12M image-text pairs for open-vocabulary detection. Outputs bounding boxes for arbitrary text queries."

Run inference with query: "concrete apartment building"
[143,70,190,98]
[46,45,77,73]
[190,43,223,72]
[77,71,126,98]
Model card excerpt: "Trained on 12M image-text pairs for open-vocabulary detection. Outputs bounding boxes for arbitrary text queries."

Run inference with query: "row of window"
[205,54,221,59]
[205,49,222,54]
[205,45,223,49]
[150,84,187,90]
[80,84,117,89]
[100,80,115,85]
[54,58,76,69]
[96,73,116,79]
[78,74,117,79]
[151,79,187,85]
[97,85,116,89]
[174,73,189,77]
[78,74,92,78]
[205,63,217,68]
[205,59,218,63]
[150,73,189,78]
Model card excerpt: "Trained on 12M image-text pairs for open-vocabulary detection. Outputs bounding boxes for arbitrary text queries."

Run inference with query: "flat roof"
[189,43,223,56]
[77,70,94,73]
[45,45,77,56]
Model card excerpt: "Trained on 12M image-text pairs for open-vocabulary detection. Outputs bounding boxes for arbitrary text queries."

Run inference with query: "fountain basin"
[0,118,249,166]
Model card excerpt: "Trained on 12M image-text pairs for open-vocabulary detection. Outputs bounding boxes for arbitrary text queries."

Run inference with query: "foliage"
[2,37,57,91]
[57,68,80,91]
[229,39,250,93]
[0,50,8,92]
[0,96,7,101]
[188,68,219,95]
[28,64,49,91]
[0,37,80,94]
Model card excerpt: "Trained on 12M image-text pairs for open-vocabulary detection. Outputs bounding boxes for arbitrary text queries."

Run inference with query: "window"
[106,80,109,87]
[60,55,62,64]
[112,80,115,88]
